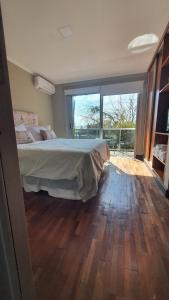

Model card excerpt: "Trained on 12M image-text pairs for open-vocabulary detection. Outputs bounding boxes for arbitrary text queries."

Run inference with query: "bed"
[14,110,110,202]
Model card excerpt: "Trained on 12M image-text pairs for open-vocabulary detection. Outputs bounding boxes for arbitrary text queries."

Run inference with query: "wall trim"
[59,72,146,90]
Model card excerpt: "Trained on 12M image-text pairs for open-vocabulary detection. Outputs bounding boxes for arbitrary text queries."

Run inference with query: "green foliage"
[81,95,137,129]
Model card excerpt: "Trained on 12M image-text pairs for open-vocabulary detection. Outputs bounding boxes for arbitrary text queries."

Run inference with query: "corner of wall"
[52,86,67,137]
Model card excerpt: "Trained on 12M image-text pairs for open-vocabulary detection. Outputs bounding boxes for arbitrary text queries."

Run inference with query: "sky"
[73,93,138,129]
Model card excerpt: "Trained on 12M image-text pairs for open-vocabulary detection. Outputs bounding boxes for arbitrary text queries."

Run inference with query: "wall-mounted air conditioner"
[33,75,56,95]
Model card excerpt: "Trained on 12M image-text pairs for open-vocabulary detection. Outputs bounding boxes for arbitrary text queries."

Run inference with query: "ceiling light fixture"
[58,26,73,38]
[128,33,159,53]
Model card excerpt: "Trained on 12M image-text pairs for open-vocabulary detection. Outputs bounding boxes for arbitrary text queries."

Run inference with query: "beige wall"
[52,86,68,137]
[8,61,54,127]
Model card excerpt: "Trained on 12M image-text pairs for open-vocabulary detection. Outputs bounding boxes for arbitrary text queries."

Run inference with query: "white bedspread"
[17,139,110,201]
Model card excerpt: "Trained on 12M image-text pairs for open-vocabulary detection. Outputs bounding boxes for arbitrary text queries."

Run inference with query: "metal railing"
[73,128,135,151]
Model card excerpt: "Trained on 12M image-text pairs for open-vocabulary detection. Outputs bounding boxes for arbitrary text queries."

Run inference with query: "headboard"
[13,110,38,126]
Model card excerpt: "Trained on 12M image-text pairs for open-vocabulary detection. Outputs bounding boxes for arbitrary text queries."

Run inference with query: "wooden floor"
[24,158,169,300]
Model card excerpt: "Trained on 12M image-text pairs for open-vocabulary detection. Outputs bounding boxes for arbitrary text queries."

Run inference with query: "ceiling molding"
[60,72,146,89]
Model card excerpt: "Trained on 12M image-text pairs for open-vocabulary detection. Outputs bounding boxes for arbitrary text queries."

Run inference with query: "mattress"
[17,139,110,202]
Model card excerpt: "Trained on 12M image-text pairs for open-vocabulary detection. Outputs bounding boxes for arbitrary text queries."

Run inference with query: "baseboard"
[135,154,144,161]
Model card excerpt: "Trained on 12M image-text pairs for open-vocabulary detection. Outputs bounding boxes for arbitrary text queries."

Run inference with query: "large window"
[103,94,137,128]
[102,94,137,151]
[72,92,138,154]
[73,94,100,139]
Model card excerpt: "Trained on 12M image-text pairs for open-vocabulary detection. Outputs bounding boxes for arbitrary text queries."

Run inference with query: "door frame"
[0,6,35,300]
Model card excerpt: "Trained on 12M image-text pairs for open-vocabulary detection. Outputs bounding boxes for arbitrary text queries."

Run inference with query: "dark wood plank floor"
[24,158,169,300]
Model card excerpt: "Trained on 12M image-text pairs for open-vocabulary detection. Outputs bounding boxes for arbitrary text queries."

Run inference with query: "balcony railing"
[73,128,135,151]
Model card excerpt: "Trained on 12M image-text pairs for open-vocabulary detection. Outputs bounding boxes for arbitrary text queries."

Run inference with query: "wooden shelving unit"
[144,24,169,197]
[152,131,168,181]
[159,63,169,93]
[153,154,166,166]
[160,82,169,93]
[154,30,169,189]
[155,132,169,136]
[153,166,165,181]
[162,55,169,68]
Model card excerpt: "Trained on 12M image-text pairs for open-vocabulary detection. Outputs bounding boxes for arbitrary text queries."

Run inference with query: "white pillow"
[16,130,35,144]
[40,128,57,140]
[25,125,49,141]
[15,124,27,132]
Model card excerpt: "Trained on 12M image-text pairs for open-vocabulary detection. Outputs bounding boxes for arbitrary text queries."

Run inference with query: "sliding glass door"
[103,93,137,153]
[72,92,138,155]
[73,94,100,139]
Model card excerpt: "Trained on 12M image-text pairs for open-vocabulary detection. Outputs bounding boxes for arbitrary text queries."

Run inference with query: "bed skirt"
[21,176,98,202]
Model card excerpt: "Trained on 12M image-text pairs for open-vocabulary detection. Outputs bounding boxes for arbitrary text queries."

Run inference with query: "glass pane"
[103,129,120,149]
[73,94,100,139]
[73,94,100,129]
[103,93,138,128]
[120,129,135,150]
[73,128,100,139]
[103,93,138,154]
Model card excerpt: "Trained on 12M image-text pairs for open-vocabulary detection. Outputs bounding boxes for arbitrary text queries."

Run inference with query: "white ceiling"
[1,0,169,84]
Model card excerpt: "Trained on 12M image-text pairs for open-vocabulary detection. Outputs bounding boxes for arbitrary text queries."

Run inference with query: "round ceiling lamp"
[128,33,159,53]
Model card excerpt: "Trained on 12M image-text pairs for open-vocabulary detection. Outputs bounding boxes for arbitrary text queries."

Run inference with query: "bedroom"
[0,1,169,300]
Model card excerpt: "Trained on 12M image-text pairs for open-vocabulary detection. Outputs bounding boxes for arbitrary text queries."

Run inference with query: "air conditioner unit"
[33,75,56,95]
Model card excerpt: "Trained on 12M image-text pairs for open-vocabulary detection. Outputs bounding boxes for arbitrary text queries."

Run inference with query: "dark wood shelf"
[152,154,165,182]
[153,154,166,166]
[162,55,169,68]
[153,167,164,181]
[145,24,169,197]
[155,131,169,136]
[160,82,169,93]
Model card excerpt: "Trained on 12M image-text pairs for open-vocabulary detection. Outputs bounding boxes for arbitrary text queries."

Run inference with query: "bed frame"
[13,110,38,126]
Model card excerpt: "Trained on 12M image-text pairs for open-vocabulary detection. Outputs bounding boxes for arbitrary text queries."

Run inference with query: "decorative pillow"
[25,125,50,141]
[16,130,35,144]
[40,129,57,140]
